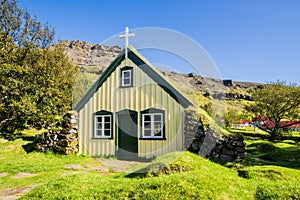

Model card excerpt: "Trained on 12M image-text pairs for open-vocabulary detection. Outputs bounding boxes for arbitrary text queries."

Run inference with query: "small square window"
[142,113,164,139]
[121,69,132,87]
[94,114,112,138]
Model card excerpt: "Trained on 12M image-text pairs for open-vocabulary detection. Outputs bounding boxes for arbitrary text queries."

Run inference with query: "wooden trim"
[139,137,166,140]
[91,137,114,140]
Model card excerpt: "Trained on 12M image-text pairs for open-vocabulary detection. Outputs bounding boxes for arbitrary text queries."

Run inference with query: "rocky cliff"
[61,40,262,101]
[59,40,122,74]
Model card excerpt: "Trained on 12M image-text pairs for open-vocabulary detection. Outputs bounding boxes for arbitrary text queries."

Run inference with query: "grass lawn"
[229,126,269,137]
[1,129,300,199]
[244,136,300,169]
[0,138,96,191]
[229,126,300,142]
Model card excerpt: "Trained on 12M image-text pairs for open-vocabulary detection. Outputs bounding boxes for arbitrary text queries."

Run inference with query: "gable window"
[141,108,165,139]
[120,67,133,87]
[94,111,113,139]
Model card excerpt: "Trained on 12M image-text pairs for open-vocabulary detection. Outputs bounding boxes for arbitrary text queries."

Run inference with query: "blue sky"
[20,0,300,84]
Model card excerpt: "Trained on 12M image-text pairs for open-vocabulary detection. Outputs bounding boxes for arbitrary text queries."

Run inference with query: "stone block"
[69,118,77,124]
[186,115,192,120]
[58,139,78,147]
[56,146,78,155]
[237,152,247,159]
[235,141,246,147]
[211,152,219,158]
[222,149,235,156]
[235,147,246,153]
[220,155,234,162]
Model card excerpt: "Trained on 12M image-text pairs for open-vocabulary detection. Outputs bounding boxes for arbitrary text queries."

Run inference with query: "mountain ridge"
[60,40,262,101]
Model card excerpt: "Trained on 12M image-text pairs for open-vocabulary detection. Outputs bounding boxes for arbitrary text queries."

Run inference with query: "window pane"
[154,114,161,121]
[123,71,131,78]
[154,122,161,129]
[144,130,151,137]
[104,130,111,136]
[154,129,162,137]
[96,123,102,130]
[104,123,110,129]
[143,115,151,121]
[123,78,130,85]
[96,117,102,122]
[143,122,151,129]
[104,116,110,122]
[96,130,102,136]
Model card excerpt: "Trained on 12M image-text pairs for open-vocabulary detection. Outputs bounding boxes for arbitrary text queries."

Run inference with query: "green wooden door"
[117,111,138,160]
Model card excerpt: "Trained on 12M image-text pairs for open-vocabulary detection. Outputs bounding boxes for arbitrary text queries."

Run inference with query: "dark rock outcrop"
[184,110,247,162]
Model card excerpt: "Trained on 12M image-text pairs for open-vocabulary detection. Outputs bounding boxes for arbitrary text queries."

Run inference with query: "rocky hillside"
[59,40,122,74]
[61,40,262,101]
[160,71,261,101]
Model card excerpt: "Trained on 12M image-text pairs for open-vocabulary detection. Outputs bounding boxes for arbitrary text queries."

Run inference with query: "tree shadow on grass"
[22,142,35,153]
[18,134,36,154]
[0,132,35,142]
[246,140,300,170]
[19,133,36,154]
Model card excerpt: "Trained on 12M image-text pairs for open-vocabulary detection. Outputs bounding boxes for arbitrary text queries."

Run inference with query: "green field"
[0,130,300,199]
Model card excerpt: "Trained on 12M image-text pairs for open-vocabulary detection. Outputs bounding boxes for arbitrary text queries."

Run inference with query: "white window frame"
[142,113,163,139]
[94,115,112,138]
[121,69,132,87]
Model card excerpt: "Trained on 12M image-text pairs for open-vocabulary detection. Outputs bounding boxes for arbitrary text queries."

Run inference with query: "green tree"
[224,107,240,128]
[72,71,94,107]
[245,81,300,140]
[0,0,78,134]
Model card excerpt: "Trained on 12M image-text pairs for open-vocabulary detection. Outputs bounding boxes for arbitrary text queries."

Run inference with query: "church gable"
[74,46,193,112]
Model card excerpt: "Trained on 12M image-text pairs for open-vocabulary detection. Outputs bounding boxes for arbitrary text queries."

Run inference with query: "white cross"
[119,27,135,58]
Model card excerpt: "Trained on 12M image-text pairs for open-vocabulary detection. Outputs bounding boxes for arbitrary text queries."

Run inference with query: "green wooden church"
[75,39,193,160]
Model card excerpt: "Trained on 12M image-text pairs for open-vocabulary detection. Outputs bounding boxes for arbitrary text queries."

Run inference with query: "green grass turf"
[1,129,300,199]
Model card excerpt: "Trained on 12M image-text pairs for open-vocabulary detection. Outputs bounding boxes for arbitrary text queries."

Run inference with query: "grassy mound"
[126,152,204,178]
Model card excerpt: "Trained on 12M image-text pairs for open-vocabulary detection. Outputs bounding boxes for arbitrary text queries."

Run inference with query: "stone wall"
[184,110,246,162]
[34,112,79,155]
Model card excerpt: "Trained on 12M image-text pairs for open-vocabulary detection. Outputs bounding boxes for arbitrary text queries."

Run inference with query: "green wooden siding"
[78,58,185,159]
